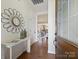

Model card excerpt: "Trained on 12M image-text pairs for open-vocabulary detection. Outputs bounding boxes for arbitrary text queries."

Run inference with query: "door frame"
[35,11,48,40]
[55,0,58,36]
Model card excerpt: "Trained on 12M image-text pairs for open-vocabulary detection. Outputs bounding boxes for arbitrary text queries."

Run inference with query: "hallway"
[18,38,55,59]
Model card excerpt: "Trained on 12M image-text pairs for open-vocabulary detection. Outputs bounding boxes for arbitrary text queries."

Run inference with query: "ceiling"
[27,0,48,13]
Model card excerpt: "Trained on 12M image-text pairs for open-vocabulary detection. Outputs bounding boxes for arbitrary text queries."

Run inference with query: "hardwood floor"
[17,38,55,59]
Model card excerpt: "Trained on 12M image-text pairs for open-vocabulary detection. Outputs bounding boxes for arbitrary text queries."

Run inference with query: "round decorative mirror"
[1,8,24,33]
[12,17,21,27]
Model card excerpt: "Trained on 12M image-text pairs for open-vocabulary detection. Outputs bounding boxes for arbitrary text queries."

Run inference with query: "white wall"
[57,0,69,39]
[28,16,38,45]
[68,0,78,44]
[48,0,55,54]
[57,0,78,44]
[1,0,34,42]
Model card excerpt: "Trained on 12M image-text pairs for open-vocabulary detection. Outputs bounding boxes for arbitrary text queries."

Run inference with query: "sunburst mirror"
[1,8,24,33]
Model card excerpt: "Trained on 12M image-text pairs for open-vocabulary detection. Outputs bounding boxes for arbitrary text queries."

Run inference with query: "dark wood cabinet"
[55,36,78,59]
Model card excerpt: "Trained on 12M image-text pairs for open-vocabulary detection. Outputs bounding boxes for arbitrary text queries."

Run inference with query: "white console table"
[2,38,29,59]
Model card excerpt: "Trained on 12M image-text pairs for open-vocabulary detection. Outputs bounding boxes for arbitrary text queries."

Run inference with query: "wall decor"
[1,8,24,33]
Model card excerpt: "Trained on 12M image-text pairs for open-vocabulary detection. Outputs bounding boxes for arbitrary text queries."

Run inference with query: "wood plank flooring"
[17,38,55,59]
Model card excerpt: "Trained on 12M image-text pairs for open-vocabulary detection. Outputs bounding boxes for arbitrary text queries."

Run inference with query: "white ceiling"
[27,0,48,13]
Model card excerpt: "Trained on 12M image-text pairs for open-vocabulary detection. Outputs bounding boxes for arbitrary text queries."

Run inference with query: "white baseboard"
[48,50,56,54]
[31,39,38,46]
[26,49,30,53]
[26,39,38,53]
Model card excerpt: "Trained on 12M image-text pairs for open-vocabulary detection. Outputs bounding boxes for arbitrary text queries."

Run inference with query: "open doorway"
[36,13,48,43]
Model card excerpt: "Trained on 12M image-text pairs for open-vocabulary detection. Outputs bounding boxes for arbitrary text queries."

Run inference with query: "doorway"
[36,13,48,42]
